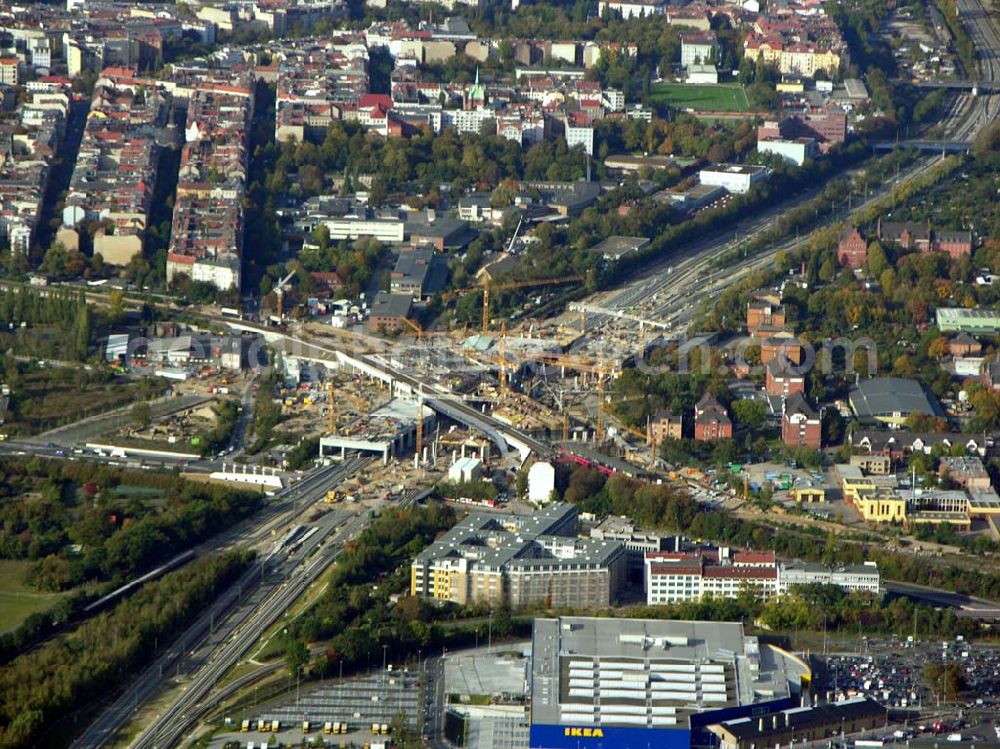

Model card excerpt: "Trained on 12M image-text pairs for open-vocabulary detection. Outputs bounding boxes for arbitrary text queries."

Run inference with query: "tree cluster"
[0,457,263,592]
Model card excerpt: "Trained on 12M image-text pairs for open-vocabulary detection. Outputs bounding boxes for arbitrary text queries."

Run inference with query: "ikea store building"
[529,617,811,749]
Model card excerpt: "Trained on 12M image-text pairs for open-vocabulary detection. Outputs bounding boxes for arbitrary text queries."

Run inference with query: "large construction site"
[276,277,662,491]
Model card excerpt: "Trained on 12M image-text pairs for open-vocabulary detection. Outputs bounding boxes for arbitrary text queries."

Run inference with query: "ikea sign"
[530,723,691,749]
[563,728,604,738]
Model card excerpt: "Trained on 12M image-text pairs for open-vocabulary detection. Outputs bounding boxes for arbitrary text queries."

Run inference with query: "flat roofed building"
[588,235,650,261]
[936,307,1000,334]
[698,164,769,194]
[778,561,881,596]
[709,696,885,749]
[849,377,943,427]
[590,515,673,582]
[410,503,626,608]
[529,616,809,749]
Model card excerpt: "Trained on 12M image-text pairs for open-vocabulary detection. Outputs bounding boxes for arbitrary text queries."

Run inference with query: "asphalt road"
[885,580,1000,619]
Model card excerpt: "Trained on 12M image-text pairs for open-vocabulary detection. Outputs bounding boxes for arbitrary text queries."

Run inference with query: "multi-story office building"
[411,503,626,608]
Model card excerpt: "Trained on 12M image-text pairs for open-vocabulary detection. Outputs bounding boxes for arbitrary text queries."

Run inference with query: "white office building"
[698,163,770,194]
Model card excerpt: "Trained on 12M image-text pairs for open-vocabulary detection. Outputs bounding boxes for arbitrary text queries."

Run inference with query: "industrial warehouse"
[528,616,811,749]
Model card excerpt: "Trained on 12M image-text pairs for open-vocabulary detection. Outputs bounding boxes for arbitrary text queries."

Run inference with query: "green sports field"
[649,82,751,113]
[0,560,67,633]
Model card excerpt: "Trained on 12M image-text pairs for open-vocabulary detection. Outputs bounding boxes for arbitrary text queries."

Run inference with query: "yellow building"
[744,40,840,78]
[793,487,825,503]
[776,81,805,93]
[410,503,626,608]
[853,487,907,524]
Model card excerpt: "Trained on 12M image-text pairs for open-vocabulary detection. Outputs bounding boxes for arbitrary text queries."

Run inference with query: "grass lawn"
[649,82,751,112]
[0,559,67,633]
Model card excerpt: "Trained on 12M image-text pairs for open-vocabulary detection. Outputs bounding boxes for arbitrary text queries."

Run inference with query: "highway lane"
[132,486,428,749]
[885,580,1000,619]
[131,487,427,749]
[69,456,369,749]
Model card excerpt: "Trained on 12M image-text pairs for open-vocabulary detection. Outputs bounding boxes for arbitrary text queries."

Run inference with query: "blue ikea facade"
[528,725,691,749]
[529,696,799,749]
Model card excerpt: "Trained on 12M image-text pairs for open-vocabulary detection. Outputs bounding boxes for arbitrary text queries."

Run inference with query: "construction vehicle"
[272,720,281,732]
[381,723,389,735]
[325,489,340,504]
[324,723,333,735]
[372,723,381,735]
[241,720,250,732]
[257,719,267,732]
[303,721,311,733]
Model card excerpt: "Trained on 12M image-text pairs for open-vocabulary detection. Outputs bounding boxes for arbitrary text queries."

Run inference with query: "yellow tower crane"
[498,320,508,396]
[326,380,336,434]
[531,354,619,441]
[444,275,584,334]
[401,317,424,340]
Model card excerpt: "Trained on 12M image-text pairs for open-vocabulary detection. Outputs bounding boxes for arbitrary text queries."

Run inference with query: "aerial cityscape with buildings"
[1,0,1000,747]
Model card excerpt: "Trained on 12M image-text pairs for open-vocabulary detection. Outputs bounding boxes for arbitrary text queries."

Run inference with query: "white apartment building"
[443,107,493,134]
[645,549,779,604]
[645,547,882,605]
[564,117,594,155]
[321,217,405,243]
[778,561,882,596]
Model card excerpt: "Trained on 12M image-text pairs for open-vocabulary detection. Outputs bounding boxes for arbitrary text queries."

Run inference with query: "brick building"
[694,394,733,442]
[948,332,982,358]
[747,298,787,337]
[760,334,804,366]
[877,219,931,252]
[765,359,805,397]
[836,226,867,268]
[935,230,973,259]
[781,392,822,449]
[647,409,683,445]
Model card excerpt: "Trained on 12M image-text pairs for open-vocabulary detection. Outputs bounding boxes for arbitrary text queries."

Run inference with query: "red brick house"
[694,394,733,442]
[760,334,804,366]
[934,230,973,259]
[948,332,982,358]
[765,359,805,397]
[746,299,786,337]
[836,226,867,268]
[781,392,822,449]
[877,219,931,252]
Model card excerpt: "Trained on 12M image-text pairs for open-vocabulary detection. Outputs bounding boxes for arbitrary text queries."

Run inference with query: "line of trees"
[272,504,463,680]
